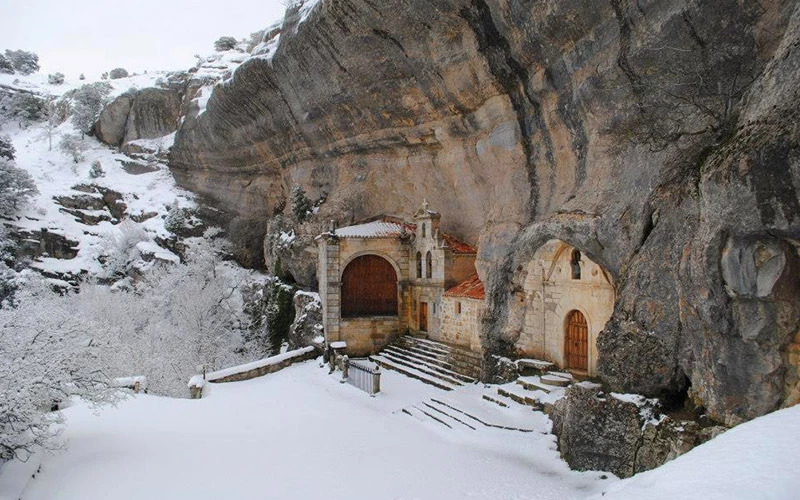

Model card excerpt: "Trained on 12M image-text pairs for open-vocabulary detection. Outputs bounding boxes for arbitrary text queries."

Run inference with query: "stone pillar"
[319,234,342,344]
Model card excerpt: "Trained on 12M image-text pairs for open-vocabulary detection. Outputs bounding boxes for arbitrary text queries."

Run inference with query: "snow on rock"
[594,404,800,500]
[333,220,408,238]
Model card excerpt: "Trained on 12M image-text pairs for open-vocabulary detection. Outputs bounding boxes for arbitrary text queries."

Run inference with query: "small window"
[571,250,582,280]
[433,303,436,314]
[426,251,432,279]
[456,302,462,314]
[421,223,426,238]
[416,251,422,279]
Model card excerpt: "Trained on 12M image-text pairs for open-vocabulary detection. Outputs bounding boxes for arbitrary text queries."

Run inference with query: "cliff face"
[169,0,800,424]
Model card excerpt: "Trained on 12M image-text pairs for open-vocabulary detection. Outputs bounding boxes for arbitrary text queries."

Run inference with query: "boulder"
[95,93,133,146]
[123,88,181,144]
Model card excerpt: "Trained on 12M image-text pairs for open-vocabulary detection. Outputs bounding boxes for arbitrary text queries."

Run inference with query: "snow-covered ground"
[0,362,611,500]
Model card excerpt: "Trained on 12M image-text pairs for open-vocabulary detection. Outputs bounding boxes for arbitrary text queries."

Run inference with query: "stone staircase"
[370,336,479,391]
[483,370,579,414]
[400,397,536,433]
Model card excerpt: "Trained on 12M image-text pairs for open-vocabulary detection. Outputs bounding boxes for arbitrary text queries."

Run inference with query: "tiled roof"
[332,217,477,254]
[444,274,485,299]
[333,220,409,238]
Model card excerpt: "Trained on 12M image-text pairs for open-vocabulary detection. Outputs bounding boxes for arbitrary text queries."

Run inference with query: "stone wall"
[440,296,483,351]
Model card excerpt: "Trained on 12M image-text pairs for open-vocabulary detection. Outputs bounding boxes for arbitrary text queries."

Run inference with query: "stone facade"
[514,239,615,376]
[316,204,479,356]
[440,296,483,352]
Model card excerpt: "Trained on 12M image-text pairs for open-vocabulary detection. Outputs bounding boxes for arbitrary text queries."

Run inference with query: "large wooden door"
[419,302,428,332]
[341,255,398,317]
[565,310,588,371]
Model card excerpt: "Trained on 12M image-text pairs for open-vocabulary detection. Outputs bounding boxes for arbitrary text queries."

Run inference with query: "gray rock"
[95,94,133,146]
[287,290,323,349]
[123,88,181,144]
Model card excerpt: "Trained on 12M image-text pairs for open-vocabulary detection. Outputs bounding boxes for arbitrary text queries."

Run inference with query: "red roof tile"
[444,274,485,300]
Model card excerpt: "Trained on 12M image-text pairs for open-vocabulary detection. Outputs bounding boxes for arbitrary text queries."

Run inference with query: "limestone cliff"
[169,0,800,425]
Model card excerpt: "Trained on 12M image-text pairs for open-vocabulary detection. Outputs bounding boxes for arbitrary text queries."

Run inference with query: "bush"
[89,160,104,178]
[290,185,312,222]
[108,68,129,79]
[214,36,238,52]
[0,136,14,161]
[47,72,65,85]
[79,73,85,80]
[0,54,14,74]
[4,50,39,75]
[59,134,88,163]
[70,82,112,137]
[0,158,37,213]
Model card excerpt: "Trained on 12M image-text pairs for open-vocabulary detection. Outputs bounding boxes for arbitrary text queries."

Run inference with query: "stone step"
[546,371,574,381]
[429,398,535,433]
[398,338,451,358]
[516,377,553,393]
[497,386,545,411]
[401,406,452,429]
[411,337,454,354]
[370,355,456,391]
[482,392,515,409]
[516,358,555,372]
[382,347,474,383]
[420,401,477,430]
[373,352,466,386]
[540,374,571,387]
[385,345,453,368]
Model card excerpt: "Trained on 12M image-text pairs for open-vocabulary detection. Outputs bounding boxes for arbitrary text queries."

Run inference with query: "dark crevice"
[459,0,555,220]
[372,29,408,57]
[609,0,643,91]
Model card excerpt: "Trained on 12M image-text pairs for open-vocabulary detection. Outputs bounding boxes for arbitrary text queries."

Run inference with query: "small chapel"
[316,202,615,377]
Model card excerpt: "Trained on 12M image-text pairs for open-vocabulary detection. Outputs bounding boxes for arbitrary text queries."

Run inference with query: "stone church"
[316,203,615,376]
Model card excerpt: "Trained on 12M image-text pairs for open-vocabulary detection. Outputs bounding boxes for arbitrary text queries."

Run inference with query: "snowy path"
[0,361,610,500]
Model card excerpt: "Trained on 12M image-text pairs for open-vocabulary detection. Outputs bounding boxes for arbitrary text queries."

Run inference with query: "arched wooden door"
[565,310,588,371]
[341,255,398,317]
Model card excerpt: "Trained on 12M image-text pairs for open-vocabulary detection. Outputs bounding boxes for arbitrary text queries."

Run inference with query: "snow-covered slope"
[0,362,610,500]
[1,73,193,280]
[594,404,800,500]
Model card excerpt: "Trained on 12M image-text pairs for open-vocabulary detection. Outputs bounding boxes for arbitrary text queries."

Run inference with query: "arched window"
[416,251,422,278]
[571,249,582,280]
[341,255,398,317]
[421,223,426,238]
[426,251,433,279]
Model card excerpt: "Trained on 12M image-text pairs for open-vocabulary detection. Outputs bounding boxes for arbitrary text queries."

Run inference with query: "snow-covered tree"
[0,280,115,462]
[79,73,85,80]
[89,160,104,178]
[102,219,150,278]
[214,36,238,52]
[8,92,44,126]
[47,72,65,85]
[164,201,188,234]
[0,54,14,74]
[108,68,128,79]
[4,49,39,75]
[0,158,37,213]
[0,135,14,161]
[290,185,312,222]
[58,133,87,163]
[70,82,112,138]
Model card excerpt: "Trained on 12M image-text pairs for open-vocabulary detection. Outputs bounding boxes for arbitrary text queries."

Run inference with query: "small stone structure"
[512,239,615,376]
[316,202,478,356]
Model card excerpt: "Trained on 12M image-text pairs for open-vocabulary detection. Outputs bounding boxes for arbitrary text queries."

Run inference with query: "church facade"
[316,203,616,377]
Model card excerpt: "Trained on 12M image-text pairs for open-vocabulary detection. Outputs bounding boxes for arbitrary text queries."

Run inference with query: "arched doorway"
[341,255,398,318]
[565,310,588,371]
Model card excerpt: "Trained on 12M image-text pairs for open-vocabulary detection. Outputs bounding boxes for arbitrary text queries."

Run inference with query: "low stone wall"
[189,346,319,398]
[339,316,403,356]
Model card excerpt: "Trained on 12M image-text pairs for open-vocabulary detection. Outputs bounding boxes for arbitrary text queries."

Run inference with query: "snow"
[113,376,147,390]
[188,346,315,387]
[334,220,408,238]
[329,341,347,349]
[0,71,166,100]
[1,74,195,278]
[135,240,179,264]
[594,404,800,500]
[0,362,611,499]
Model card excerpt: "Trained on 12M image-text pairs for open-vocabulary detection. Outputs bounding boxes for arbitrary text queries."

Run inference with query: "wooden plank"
[341,255,398,317]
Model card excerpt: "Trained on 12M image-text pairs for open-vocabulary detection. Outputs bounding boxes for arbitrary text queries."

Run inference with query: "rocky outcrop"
[168,0,800,425]
[96,88,181,147]
[287,290,323,349]
[550,384,724,478]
